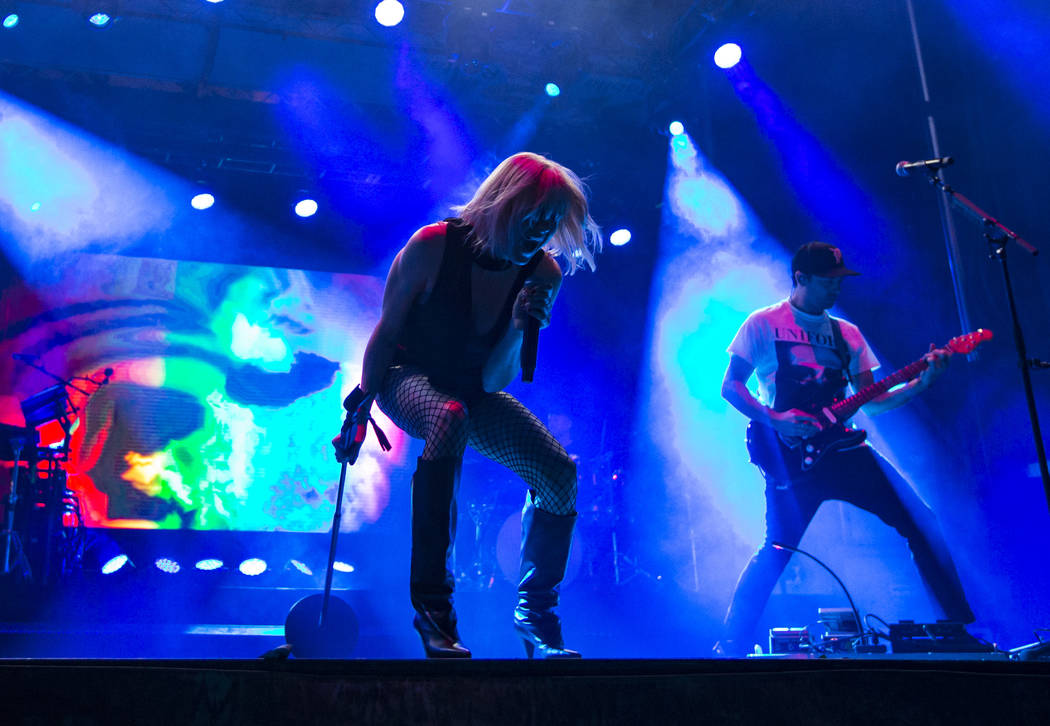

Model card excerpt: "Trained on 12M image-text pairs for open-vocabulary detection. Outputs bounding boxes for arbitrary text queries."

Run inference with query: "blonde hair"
[453,152,601,274]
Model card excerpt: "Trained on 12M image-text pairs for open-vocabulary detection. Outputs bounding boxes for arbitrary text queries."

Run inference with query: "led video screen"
[0,253,405,532]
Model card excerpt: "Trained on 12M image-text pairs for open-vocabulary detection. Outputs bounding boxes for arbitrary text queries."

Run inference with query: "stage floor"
[2,656,1049,725]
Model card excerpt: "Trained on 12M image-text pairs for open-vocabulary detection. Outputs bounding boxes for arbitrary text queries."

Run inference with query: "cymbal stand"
[2,437,31,580]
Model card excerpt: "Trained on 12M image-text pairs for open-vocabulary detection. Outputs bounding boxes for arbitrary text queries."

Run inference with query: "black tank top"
[393,218,544,397]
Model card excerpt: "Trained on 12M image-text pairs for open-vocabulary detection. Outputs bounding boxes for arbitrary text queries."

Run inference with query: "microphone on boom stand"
[895,156,954,177]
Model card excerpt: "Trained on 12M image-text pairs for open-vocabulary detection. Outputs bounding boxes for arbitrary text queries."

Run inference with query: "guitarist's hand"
[768,408,824,439]
[918,344,950,388]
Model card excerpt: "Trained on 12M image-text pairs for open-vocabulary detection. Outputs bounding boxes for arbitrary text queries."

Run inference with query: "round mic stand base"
[283,593,359,659]
[259,389,383,661]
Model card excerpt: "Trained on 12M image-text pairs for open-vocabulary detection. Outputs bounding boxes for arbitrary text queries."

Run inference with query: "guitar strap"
[829,317,853,387]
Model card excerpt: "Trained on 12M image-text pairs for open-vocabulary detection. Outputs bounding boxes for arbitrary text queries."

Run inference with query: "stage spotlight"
[191,192,214,210]
[154,557,181,574]
[545,82,561,98]
[668,121,685,136]
[239,558,268,576]
[29,202,41,212]
[289,559,314,576]
[333,560,355,573]
[714,42,742,69]
[84,534,132,575]
[610,228,632,247]
[374,0,404,27]
[101,554,130,575]
[293,197,318,218]
[3,13,18,30]
[74,1,119,28]
[195,558,224,571]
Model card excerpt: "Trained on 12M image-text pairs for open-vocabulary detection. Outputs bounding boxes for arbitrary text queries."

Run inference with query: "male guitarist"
[716,241,974,656]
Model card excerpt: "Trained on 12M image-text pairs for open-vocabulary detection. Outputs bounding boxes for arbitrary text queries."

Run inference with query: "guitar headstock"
[946,328,994,355]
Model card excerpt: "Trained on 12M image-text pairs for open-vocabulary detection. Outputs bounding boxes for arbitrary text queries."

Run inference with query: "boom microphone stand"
[913,167,1050,510]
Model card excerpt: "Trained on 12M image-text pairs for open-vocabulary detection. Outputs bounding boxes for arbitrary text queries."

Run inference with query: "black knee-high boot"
[513,492,581,659]
[410,456,470,658]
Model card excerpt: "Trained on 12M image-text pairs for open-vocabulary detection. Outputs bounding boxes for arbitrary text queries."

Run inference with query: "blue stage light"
[610,228,632,247]
[289,559,314,576]
[714,43,742,69]
[294,198,318,218]
[3,13,18,29]
[545,82,561,98]
[154,557,181,574]
[29,201,41,212]
[191,192,214,210]
[88,12,112,28]
[668,121,685,136]
[239,558,268,576]
[101,554,129,575]
[374,0,404,27]
[195,558,224,571]
[333,560,355,573]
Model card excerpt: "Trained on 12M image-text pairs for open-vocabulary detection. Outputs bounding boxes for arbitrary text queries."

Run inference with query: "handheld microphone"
[895,156,954,177]
[102,368,114,384]
[12,353,39,362]
[521,316,539,383]
[338,391,374,466]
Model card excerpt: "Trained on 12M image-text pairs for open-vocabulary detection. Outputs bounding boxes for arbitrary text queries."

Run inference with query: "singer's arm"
[482,254,562,393]
[360,224,444,395]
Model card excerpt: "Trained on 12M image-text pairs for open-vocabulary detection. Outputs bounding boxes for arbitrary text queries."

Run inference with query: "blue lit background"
[1,0,1048,657]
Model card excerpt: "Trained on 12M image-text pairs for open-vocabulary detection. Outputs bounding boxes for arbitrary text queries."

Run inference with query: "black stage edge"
[2,657,1050,725]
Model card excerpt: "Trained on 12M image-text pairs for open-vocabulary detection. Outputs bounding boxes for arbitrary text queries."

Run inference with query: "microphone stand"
[268,390,388,659]
[771,542,885,654]
[2,437,29,578]
[918,170,1050,509]
[16,358,93,399]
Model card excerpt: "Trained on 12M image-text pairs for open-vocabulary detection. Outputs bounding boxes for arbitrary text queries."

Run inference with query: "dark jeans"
[723,445,974,647]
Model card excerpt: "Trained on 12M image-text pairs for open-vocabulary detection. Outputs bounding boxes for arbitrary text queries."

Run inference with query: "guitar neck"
[829,357,929,421]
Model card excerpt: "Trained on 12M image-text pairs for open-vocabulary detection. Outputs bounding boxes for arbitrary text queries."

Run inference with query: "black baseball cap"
[791,242,860,278]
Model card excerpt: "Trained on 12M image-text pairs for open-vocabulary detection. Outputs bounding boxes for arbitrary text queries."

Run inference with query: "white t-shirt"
[728,299,879,411]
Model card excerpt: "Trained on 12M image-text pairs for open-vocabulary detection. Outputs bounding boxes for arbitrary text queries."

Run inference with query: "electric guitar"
[746,329,993,479]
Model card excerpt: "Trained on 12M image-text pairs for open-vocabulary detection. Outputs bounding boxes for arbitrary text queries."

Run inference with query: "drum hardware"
[8,359,112,584]
[2,431,33,580]
[456,492,502,589]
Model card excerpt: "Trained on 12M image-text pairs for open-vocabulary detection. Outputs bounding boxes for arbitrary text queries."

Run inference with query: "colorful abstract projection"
[0,253,405,532]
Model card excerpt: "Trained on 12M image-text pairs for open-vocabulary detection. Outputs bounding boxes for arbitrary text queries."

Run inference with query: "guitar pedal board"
[888,620,996,653]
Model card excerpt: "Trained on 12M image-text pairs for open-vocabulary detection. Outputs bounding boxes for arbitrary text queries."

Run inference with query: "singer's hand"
[512,284,554,330]
[331,433,354,463]
[331,386,371,463]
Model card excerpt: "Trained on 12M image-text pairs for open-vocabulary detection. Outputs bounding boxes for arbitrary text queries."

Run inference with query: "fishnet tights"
[376,365,577,515]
